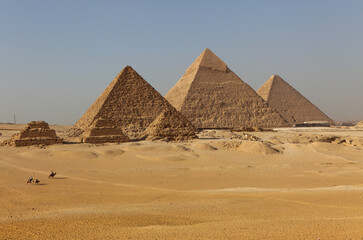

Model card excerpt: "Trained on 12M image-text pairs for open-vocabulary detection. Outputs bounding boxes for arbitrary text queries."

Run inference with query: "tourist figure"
[27,176,33,184]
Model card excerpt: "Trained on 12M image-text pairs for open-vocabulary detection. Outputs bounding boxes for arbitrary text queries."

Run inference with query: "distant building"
[294,121,330,127]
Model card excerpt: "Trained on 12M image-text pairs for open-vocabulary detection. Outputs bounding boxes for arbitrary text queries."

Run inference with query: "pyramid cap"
[270,75,285,84]
[123,65,133,71]
[199,48,228,71]
[257,75,285,101]
[185,48,228,73]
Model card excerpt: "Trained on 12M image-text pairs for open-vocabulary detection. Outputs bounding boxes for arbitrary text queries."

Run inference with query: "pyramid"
[2,121,63,147]
[75,66,191,139]
[143,108,198,141]
[81,118,129,144]
[165,48,288,129]
[257,75,334,125]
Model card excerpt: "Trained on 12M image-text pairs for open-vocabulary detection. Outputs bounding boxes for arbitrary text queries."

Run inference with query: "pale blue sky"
[1,0,362,124]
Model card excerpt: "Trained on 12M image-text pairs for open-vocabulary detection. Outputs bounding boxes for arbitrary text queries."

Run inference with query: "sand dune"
[237,140,280,154]
[192,142,218,151]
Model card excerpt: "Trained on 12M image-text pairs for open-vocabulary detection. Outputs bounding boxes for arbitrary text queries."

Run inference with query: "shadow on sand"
[62,141,80,145]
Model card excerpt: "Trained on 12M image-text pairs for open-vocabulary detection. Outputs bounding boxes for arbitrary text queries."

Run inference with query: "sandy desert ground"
[1,124,363,239]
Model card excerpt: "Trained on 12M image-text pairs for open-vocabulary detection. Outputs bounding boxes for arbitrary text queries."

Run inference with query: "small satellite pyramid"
[165,48,288,128]
[81,118,129,143]
[143,109,198,141]
[75,66,195,139]
[257,75,334,125]
[2,121,63,147]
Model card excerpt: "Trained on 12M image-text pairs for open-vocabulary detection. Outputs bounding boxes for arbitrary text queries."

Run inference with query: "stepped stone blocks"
[75,66,189,140]
[257,75,334,126]
[81,118,129,144]
[2,121,63,147]
[165,48,288,129]
[143,109,198,141]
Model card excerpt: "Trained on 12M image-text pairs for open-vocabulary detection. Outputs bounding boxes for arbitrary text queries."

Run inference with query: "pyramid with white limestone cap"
[165,48,288,128]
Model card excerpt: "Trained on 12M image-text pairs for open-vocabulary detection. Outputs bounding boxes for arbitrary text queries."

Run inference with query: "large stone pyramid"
[75,66,192,139]
[257,75,334,125]
[143,108,198,141]
[165,48,288,129]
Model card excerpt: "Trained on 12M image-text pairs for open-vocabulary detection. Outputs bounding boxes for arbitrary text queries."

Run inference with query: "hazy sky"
[1,0,362,124]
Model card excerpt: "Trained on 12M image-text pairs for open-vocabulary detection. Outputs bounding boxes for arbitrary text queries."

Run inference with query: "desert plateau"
[1,124,363,239]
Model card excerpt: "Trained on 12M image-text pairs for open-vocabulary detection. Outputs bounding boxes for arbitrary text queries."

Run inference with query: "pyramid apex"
[198,48,228,71]
[257,75,288,102]
[123,65,134,71]
[268,74,285,84]
[118,65,140,77]
[270,74,280,79]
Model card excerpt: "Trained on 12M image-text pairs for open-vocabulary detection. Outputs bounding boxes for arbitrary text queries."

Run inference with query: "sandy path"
[0,156,175,192]
[2,155,363,195]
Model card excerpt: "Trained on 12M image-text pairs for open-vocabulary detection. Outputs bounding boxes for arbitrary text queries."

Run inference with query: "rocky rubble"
[272,133,363,147]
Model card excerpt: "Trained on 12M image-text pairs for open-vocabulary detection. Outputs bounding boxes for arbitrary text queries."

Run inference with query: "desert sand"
[1,124,363,239]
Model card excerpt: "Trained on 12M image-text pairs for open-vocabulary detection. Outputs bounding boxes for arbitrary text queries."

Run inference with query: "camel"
[27,177,33,184]
[48,171,56,178]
